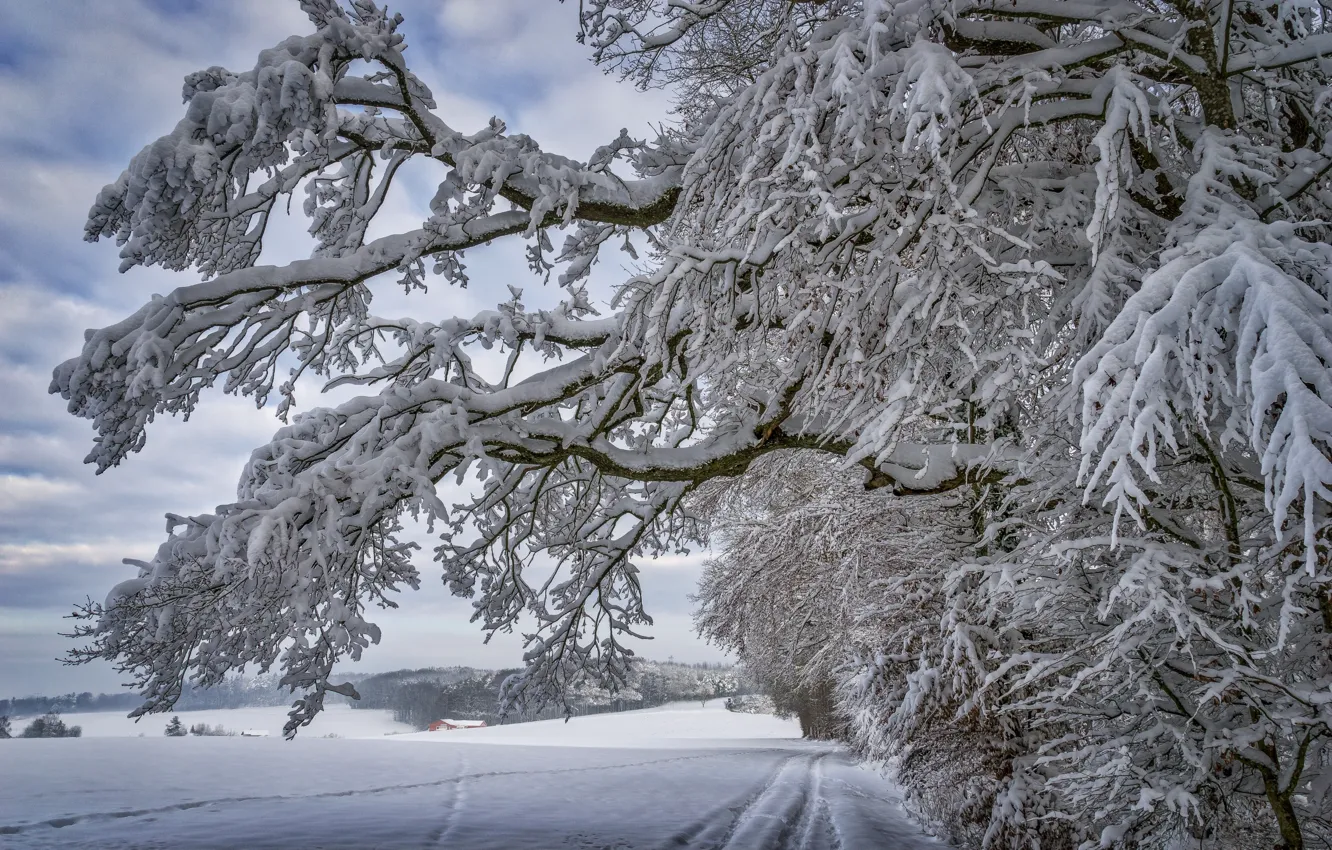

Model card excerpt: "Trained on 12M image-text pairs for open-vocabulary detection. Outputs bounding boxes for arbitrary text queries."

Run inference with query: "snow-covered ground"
[400,699,802,747]
[0,701,939,849]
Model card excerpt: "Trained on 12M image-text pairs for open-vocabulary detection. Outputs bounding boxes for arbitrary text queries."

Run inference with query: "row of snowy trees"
[56,0,1331,846]
[160,716,232,736]
[572,658,753,708]
[695,452,1325,848]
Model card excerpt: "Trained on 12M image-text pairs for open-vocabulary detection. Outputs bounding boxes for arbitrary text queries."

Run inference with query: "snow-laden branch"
[1078,218,1332,569]
[56,12,1332,838]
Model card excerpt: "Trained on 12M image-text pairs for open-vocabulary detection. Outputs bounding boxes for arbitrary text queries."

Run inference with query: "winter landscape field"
[6,0,1332,845]
[0,701,938,849]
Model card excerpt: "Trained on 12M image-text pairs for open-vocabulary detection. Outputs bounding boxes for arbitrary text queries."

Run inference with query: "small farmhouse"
[239,729,270,737]
[427,719,488,732]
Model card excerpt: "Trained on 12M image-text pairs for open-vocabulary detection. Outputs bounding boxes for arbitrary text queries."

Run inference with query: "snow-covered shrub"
[21,713,82,739]
[724,694,775,715]
[188,722,233,737]
[698,444,1322,848]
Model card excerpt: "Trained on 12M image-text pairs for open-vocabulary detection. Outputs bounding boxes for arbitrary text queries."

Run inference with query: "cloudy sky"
[0,0,724,698]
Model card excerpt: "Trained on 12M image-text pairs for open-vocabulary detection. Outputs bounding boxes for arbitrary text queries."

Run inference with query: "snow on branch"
[1078,217,1332,567]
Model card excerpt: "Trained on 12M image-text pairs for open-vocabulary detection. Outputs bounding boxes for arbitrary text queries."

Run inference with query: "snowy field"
[0,702,939,849]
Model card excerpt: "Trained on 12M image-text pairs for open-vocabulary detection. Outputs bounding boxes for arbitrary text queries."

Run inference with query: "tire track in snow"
[653,751,803,848]
[0,750,733,838]
[706,749,837,850]
[714,753,808,849]
[789,752,835,850]
[817,756,941,850]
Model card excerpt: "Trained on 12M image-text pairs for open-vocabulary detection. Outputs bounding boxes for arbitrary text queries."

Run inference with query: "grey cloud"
[0,629,129,695]
[0,564,118,609]
[0,1,312,295]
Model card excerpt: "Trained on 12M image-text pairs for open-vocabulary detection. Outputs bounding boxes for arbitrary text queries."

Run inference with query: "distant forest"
[341,660,758,729]
[1,674,292,718]
[2,660,756,729]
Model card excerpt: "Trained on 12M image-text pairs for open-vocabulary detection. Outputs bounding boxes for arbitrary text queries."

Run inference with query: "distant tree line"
[345,660,759,730]
[1,691,138,716]
[2,661,758,735]
[346,669,509,729]
[2,674,292,718]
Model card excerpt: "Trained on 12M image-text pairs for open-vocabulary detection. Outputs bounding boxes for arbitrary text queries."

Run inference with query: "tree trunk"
[797,709,812,739]
[1263,777,1304,850]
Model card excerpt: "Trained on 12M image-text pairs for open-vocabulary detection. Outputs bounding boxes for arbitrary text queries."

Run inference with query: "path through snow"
[0,702,939,849]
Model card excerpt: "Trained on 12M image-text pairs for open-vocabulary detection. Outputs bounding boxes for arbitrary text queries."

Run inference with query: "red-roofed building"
[428,719,488,732]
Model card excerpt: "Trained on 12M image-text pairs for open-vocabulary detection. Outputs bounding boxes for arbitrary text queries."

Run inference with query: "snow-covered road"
[0,703,939,849]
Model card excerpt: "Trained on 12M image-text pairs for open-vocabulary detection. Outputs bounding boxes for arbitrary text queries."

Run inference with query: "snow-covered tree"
[58,1,1332,844]
[0,715,11,739]
[164,716,187,737]
[694,452,1052,843]
[21,713,82,739]
[694,453,915,739]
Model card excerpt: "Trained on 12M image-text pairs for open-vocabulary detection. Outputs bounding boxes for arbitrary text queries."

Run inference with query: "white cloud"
[0,539,147,574]
[0,475,79,512]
